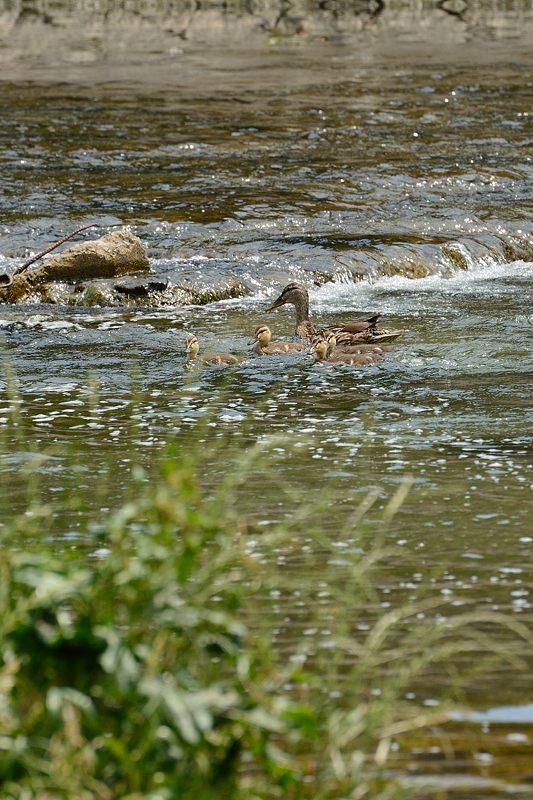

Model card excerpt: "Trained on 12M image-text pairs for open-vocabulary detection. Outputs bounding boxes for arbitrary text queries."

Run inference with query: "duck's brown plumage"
[265,283,403,345]
[314,334,383,366]
[185,334,244,365]
[329,343,392,355]
[252,325,306,355]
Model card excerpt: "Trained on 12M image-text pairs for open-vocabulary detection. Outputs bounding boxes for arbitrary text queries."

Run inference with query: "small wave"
[309,258,533,313]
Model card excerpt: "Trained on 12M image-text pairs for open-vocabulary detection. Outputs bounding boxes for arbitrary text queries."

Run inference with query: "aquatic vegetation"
[187,281,249,305]
[1,422,531,800]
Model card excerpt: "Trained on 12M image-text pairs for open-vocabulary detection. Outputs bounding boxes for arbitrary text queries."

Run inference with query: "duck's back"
[263,341,306,355]
[204,352,243,365]
[328,314,381,335]
[333,343,385,355]
[328,351,381,366]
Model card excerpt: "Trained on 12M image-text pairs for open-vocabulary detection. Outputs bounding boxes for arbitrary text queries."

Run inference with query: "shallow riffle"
[1,15,533,797]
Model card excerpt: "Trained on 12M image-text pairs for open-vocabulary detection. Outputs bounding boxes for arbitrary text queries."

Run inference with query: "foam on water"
[300,259,533,314]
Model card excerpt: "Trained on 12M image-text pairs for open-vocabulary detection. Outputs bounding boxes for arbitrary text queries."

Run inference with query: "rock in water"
[0,229,150,304]
[38,229,149,281]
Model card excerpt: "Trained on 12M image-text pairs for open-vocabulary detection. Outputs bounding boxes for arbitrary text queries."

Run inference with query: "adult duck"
[265,282,403,344]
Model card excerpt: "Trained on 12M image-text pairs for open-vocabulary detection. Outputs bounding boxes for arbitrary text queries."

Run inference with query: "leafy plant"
[1,435,531,800]
[0,446,296,799]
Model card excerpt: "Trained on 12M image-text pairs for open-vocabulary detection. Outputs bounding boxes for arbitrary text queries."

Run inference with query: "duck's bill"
[265,295,286,312]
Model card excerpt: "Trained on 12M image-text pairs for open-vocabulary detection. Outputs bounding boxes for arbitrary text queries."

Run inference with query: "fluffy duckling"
[252,325,306,355]
[328,342,388,356]
[266,282,403,344]
[314,334,382,366]
[185,334,244,365]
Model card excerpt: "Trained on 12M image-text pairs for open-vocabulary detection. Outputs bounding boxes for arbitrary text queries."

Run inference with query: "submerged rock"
[0,230,150,304]
[0,230,251,308]
[114,279,170,298]
[66,277,248,308]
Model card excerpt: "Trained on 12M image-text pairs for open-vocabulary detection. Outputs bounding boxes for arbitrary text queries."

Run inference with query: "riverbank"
[1,0,533,86]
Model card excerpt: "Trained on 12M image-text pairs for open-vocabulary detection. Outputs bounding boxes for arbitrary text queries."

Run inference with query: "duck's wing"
[334,314,381,334]
[333,328,403,345]
[367,330,403,343]
[325,314,380,335]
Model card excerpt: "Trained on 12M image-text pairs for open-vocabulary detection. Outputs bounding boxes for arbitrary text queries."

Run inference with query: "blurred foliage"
[0,431,531,800]
[0,445,297,799]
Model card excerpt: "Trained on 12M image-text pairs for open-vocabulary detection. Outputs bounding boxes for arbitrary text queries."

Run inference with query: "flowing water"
[1,15,532,796]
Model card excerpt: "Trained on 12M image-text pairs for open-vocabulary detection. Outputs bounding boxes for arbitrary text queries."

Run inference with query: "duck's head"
[185,334,199,358]
[253,324,272,348]
[265,283,308,312]
[314,338,329,360]
[325,333,336,357]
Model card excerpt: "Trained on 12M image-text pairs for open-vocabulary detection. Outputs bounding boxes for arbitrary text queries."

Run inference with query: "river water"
[1,13,532,796]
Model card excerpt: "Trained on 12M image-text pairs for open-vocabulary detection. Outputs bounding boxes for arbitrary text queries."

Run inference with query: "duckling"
[327,333,383,364]
[266,282,403,344]
[314,334,382,366]
[331,343,388,355]
[252,325,307,355]
[185,334,244,365]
